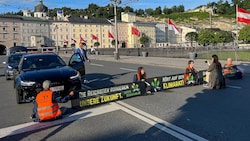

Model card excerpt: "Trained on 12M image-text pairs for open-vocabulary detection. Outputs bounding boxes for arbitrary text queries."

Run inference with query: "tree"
[111,39,119,47]
[135,9,145,16]
[154,6,162,15]
[177,5,185,12]
[139,33,149,47]
[145,8,154,16]
[71,43,75,48]
[197,29,215,46]
[185,32,198,49]
[94,42,100,48]
[238,25,250,43]
[163,6,172,14]
[124,6,134,13]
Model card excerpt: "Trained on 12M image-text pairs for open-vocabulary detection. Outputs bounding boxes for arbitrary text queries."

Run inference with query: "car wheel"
[16,89,23,104]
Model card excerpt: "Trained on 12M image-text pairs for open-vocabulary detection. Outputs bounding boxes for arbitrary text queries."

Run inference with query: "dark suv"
[14,53,85,104]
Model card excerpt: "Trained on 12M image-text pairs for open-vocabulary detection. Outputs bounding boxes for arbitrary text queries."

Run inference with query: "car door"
[68,53,85,76]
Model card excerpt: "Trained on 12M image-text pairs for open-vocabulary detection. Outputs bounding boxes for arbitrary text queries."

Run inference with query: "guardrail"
[71,70,206,109]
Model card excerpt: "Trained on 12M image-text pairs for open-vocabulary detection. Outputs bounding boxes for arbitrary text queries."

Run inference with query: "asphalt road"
[0,55,250,141]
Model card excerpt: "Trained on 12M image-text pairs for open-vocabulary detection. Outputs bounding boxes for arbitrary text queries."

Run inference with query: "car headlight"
[7,65,13,69]
[21,80,36,86]
[70,71,80,80]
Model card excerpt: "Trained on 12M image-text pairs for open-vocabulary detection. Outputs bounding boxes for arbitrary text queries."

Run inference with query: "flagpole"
[111,0,121,60]
[235,4,239,63]
[167,18,170,47]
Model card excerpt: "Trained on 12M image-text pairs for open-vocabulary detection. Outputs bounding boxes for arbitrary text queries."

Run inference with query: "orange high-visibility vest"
[36,90,62,121]
[184,66,192,84]
[223,63,233,75]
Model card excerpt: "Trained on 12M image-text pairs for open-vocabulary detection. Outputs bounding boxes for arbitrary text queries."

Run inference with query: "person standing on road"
[204,54,225,89]
[133,66,152,95]
[74,42,90,62]
[30,80,75,122]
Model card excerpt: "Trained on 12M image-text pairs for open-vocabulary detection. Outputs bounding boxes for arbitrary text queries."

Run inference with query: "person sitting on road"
[30,80,75,122]
[223,58,242,79]
[133,66,153,95]
[184,60,199,85]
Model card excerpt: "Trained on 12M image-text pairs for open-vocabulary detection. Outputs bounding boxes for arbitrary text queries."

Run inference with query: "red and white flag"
[237,7,250,24]
[71,38,76,43]
[63,40,68,45]
[80,35,86,42]
[108,32,114,39]
[131,27,140,37]
[168,19,180,34]
[92,34,98,40]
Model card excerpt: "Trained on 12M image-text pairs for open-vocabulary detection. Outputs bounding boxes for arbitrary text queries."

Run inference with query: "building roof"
[0,15,48,22]
[34,0,48,13]
[67,17,112,25]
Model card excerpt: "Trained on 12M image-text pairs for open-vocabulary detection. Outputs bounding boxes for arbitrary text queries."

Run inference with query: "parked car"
[14,53,85,104]
[2,53,27,80]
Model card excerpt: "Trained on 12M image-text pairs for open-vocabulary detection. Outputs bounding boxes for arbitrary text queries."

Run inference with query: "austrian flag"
[168,19,180,34]
[132,27,140,37]
[108,32,114,39]
[237,7,250,24]
[92,34,98,40]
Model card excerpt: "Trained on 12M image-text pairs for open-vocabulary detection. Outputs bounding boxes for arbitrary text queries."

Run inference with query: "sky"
[0,0,231,14]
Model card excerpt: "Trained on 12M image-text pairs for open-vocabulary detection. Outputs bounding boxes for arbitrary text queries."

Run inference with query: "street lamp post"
[111,0,121,60]
[54,24,59,54]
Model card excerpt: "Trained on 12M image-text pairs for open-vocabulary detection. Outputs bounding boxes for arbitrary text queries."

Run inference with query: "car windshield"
[21,55,66,71]
[8,54,24,64]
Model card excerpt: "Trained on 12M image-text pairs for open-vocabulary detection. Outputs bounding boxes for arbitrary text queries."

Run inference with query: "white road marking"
[120,67,137,71]
[90,63,104,67]
[114,101,208,141]
[0,101,208,141]
[227,85,241,89]
[0,104,120,138]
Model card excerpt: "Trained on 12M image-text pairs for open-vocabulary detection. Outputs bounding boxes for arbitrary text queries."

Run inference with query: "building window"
[3,34,8,39]
[13,34,18,39]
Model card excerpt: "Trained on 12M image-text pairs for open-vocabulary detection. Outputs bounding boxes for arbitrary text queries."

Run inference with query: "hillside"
[136,15,241,31]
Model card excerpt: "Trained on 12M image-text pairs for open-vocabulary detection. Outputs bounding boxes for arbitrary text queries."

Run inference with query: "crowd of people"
[184,54,243,89]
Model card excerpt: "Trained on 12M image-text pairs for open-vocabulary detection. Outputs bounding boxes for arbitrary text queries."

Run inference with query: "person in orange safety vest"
[184,60,199,85]
[30,80,74,122]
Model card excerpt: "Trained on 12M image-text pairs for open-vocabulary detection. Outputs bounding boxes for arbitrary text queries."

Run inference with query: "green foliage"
[71,43,75,48]
[185,32,198,47]
[238,25,250,43]
[197,50,250,61]
[94,42,100,47]
[111,39,119,46]
[160,12,210,21]
[197,29,233,45]
[139,33,149,46]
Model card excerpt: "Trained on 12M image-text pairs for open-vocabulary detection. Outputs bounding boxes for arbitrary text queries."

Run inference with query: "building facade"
[0,15,22,49]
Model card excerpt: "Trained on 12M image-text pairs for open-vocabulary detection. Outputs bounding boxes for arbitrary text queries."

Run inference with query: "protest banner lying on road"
[71,70,206,109]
